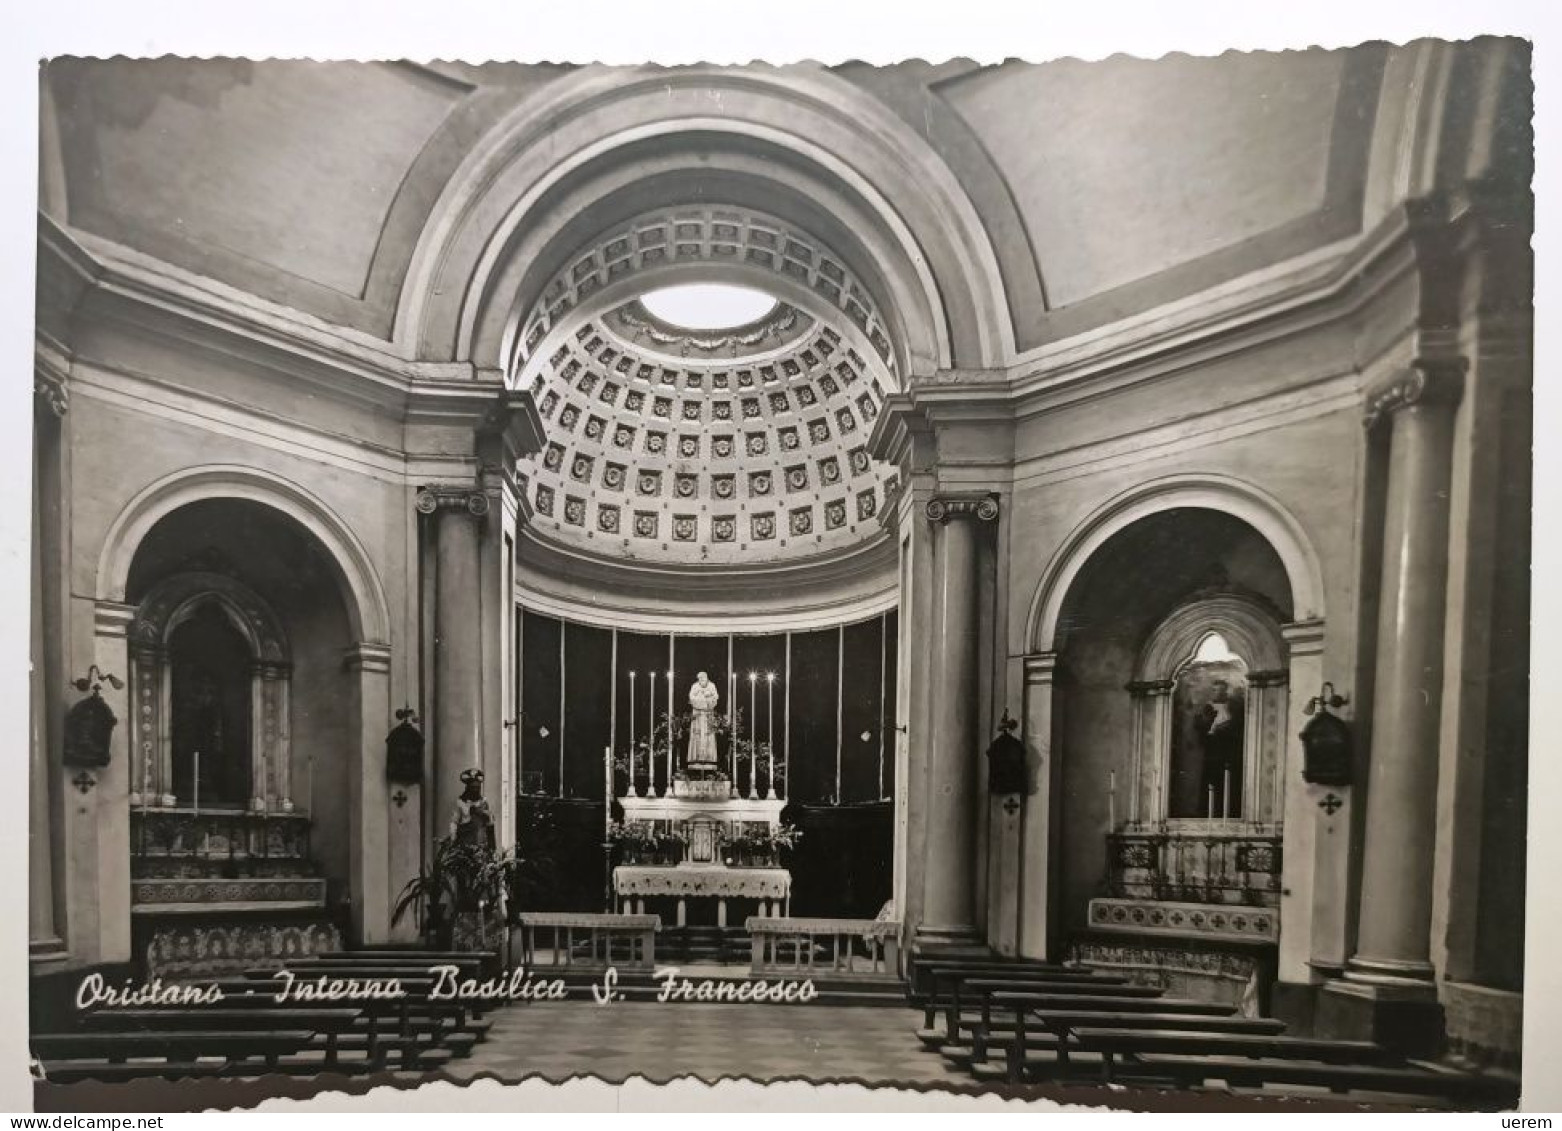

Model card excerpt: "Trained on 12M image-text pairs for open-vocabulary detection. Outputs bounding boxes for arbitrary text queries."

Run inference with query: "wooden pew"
[1128,1053,1519,1108]
[1002,1009,1286,1083]
[206,977,478,1067]
[955,993,1237,1062]
[908,958,1115,1001]
[78,1008,363,1069]
[1072,1028,1400,1083]
[33,1030,316,1081]
[924,970,1160,1044]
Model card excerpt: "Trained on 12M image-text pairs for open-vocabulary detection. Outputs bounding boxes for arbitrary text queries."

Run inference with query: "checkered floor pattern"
[446,1002,964,1086]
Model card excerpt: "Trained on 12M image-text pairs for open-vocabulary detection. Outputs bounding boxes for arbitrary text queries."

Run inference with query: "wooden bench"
[746,917,901,979]
[916,966,1140,1032]
[1072,1027,1401,1083]
[516,912,660,969]
[79,1007,363,1067]
[943,993,1237,1056]
[1131,1053,1519,1108]
[908,958,1109,1000]
[32,1029,316,1076]
[929,973,1161,1040]
[1003,1009,1286,1082]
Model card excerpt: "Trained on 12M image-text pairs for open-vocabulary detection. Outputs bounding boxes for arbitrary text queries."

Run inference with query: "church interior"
[28,41,1533,1108]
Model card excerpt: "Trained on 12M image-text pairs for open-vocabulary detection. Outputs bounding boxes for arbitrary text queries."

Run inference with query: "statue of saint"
[686,672,720,770]
[449,767,496,852]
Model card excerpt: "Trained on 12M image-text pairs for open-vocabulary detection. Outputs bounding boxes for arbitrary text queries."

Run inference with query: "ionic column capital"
[924,492,1000,524]
[1362,355,1468,429]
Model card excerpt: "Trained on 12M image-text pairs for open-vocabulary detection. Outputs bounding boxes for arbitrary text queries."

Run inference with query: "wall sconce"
[985,710,1027,796]
[63,666,123,770]
[1300,682,1352,787]
[386,705,424,785]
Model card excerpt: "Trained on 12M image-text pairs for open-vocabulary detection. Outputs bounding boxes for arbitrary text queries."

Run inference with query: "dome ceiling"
[518,287,899,568]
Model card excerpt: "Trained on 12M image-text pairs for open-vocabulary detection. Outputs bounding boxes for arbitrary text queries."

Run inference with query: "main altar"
[610,670,793,930]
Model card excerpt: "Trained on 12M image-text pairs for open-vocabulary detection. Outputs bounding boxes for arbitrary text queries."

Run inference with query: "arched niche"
[1126,594,1289,829]
[127,571,295,812]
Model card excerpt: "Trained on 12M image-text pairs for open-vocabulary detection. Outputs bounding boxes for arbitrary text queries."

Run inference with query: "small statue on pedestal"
[450,767,497,851]
[686,672,721,777]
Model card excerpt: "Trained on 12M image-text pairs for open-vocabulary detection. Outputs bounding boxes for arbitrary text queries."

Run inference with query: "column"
[418,488,488,834]
[1348,358,1464,984]
[1018,654,1059,958]
[29,477,62,958]
[344,642,393,943]
[1277,620,1332,985]
[918,493,998,945]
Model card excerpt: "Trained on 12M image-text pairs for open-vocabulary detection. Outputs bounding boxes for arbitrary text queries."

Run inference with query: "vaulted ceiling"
[43,43,1523,365]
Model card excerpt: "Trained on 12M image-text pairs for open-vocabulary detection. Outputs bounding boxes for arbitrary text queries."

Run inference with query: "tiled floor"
[446,1002,966,1086]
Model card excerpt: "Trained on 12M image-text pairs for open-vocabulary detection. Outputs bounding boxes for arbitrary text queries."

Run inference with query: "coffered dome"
[519,286,897,567]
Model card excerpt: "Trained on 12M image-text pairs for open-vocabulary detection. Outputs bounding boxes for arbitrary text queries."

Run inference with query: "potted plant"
[652,828,687,866]
[392,835,520,949]
[605,820,659,865]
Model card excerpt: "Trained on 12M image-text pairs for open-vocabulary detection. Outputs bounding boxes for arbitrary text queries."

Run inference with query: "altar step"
[660,926,750,965]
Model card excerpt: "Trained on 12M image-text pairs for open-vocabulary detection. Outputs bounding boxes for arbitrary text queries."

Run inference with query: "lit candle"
[628,671,637,798]
[748,673,758,800]
[648,672,657,798]
[766,673,776,799]
[603,745,612,839]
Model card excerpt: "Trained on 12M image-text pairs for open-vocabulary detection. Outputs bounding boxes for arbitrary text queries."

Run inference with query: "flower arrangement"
[721,822,802,867]
[606,820,686,865]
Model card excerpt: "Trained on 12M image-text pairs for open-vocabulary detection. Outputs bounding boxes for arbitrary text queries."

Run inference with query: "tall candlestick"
[666,669,674,790]
[628,672,637,798]
[603,745,612,836]
[748,673,758,800]
[766,673,776,799]
[648,672,657,798]
[192,749,200,816]
[1223,768,1231,822]
[1108,769,1116,831]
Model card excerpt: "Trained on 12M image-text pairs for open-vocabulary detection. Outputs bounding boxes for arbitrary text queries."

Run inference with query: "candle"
[666,669,674,788]
[193,749,200,816]
[1108,770,1116,831]
[648,672,657,797]
[628,671,637,798]
[1207,783,1215,820]
[603,745,612,836]
[748,673,758,800]
[1223,768,1231,822]
[766,673,776,799]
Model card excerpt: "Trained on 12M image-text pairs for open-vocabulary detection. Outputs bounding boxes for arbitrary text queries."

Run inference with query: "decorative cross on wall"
[72,771,97,794]
[1002,796,1021,817]
[391,790,409,809]
[1318,793,1343,815]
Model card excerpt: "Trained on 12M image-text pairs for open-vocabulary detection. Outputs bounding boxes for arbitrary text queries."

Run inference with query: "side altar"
[610,670,793,929]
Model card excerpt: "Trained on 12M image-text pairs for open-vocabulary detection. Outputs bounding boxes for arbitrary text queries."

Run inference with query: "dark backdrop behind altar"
[515,609,899,917]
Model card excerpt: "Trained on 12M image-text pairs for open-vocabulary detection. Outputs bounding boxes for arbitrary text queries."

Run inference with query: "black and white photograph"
[14,6,1547,1115]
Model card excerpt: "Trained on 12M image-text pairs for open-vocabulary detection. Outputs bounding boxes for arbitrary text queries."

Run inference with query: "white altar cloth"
[613,863,791,926]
